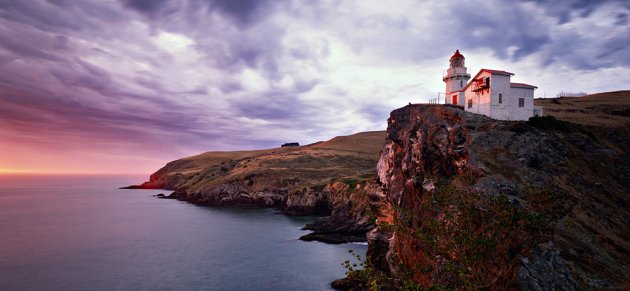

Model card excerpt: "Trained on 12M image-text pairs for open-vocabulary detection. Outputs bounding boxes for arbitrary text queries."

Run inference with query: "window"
[460,80,463,87]
[499,93,503,104]
[468,99,472,109]
[518,98,524,107]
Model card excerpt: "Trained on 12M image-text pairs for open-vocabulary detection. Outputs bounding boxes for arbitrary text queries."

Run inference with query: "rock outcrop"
[360,101,629,289]
[125,131,386,243]
[300,180,381,243]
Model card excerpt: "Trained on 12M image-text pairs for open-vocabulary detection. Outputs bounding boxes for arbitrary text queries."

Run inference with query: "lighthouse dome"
[450,49,464,60]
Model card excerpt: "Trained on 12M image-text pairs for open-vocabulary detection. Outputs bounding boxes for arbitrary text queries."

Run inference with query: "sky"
[1,0,629,174]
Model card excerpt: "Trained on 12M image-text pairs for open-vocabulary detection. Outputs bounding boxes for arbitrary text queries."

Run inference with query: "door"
[452,95,457,105]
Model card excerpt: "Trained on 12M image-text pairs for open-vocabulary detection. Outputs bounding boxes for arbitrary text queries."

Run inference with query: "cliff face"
[369,100,629,289]
[300,179,384,243]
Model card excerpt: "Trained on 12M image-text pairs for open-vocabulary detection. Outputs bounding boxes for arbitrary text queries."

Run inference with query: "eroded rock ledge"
[356,104,629,290]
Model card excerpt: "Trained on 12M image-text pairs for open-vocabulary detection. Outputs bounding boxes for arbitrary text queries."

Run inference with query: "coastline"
[127,186,375,245]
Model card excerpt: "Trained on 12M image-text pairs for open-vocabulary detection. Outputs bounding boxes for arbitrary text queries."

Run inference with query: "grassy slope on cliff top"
[150,130,386,191]
[535,90,630,128]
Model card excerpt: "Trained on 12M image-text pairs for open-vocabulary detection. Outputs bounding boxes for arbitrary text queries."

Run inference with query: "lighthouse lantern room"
[442,50,471,106]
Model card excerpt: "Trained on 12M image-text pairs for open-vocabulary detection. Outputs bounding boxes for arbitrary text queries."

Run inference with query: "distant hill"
[535,90,630,128]
[130,130,385,194]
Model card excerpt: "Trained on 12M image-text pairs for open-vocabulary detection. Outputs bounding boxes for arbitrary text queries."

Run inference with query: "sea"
[0,175,366,291]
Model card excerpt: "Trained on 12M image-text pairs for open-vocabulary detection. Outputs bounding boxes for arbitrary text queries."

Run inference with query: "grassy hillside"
[136,131,386,192]
[535,90,630,128]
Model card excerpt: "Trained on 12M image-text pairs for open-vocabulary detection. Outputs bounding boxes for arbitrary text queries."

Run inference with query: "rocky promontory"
[348,92,629,290]
[124,131,387,243]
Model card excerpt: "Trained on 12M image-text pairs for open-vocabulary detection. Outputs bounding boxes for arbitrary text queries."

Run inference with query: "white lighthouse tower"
[443,50,471,106]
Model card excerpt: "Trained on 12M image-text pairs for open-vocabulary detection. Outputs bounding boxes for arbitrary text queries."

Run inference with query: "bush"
[389,177,558,288]
[527,116,575,131]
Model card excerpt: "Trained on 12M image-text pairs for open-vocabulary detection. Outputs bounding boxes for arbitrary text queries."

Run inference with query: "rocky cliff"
[357,93,629,290]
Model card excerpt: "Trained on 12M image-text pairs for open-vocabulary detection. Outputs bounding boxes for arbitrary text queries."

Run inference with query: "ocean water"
[0,175,366,291]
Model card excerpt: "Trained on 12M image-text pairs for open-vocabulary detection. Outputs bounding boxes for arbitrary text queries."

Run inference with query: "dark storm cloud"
[0,1,127,36]
[231,92,307,121]
[229,78,320,122]
[118,0,289,77]
[524,0,630,24]
[206,0,273,25]
[0,77,229,154]
[122,0,277,27]
[122,0,170,14]
[615,13,628,26]
[428,0,630,69]
[0,32,65,62]
[1,0,629,173]
[49,66,112,94]
[448,2,551,60]
[0,1,82,31]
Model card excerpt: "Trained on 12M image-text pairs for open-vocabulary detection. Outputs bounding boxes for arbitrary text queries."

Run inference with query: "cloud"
[205,0,277,25]
[122,0,170,14]
[0,0,629,173]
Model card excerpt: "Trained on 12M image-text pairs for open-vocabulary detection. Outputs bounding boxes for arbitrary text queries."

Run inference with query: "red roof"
[461,69,514,91]
[510,82,538,89]
[449,50,464,60]
[482,69,514,76]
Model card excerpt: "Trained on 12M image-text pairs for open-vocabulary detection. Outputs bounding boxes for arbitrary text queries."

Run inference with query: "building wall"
[461,70,536,121]
[488,74,512,120]
[464,71,496,117]
[508,87,535,121]
[457,91,466,106]
[464,75,478,114]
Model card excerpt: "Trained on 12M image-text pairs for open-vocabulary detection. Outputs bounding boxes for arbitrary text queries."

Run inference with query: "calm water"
[0,175,366,291]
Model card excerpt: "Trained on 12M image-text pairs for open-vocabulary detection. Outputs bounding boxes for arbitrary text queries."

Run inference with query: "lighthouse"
[440,50,542,120]
[442,50,471,106]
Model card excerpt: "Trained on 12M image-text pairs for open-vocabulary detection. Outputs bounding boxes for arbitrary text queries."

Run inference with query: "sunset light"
[1,1,629,174]
[0,1,628,289]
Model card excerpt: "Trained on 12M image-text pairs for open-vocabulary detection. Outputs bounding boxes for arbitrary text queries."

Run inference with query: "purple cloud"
[0,0,629,173]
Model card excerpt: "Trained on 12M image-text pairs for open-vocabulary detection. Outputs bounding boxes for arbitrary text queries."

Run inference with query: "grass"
[534,91,630,128]
[143,131,386,195]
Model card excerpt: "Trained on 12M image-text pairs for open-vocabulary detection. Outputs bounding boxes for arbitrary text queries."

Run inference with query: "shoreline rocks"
[122,131,387,244]
[127,178,380,244]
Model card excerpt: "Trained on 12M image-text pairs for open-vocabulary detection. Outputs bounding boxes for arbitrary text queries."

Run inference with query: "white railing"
[556,91,587,98]
[443,68,470,78]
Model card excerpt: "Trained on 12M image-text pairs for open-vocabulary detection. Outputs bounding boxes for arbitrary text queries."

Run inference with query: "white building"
[442,50,542,120]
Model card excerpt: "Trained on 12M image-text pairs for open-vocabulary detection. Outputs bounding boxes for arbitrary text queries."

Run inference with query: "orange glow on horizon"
[0,168,147,176]
[0,168,36,174]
